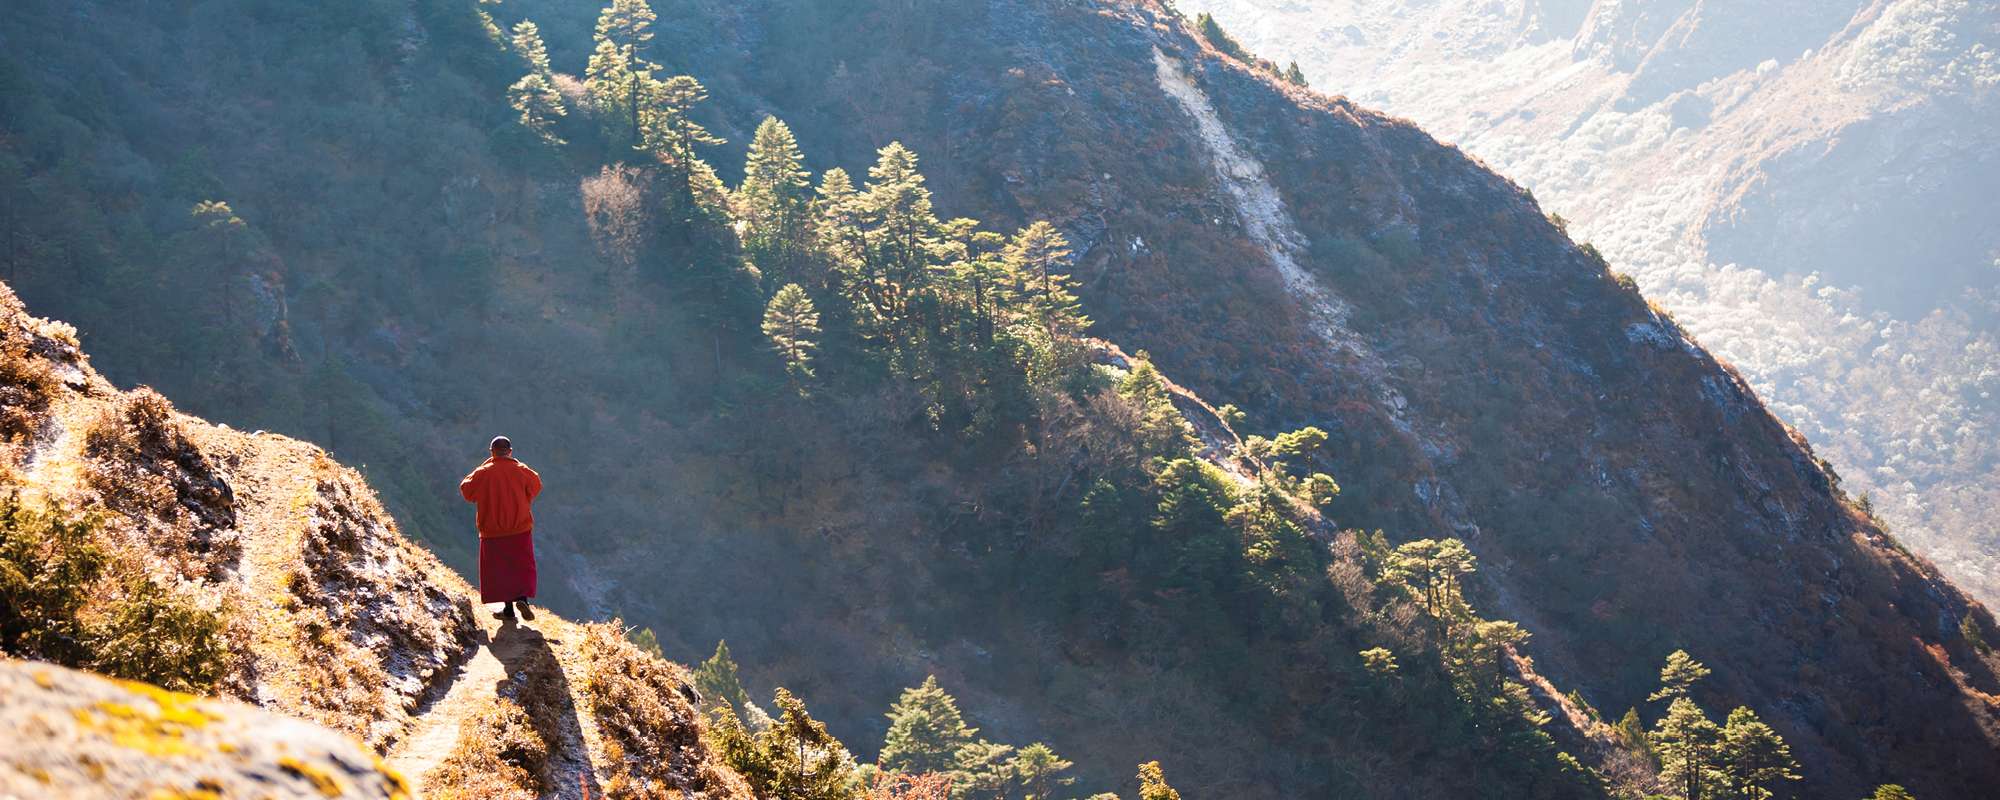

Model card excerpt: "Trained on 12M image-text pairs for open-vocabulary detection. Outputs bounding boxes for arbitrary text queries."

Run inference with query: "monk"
[459,435,543,620]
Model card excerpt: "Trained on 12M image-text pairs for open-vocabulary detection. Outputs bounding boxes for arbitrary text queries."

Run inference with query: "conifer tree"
[949,740,1014,799]
[1002,221,1088,342]
[694,639,753,719]
[1650,650,1712,702]
[763,284,821,393]
[1008,742,1074,799]
[1117,356,1197,463]
[638,75,725,210]
[1283,60,1309,86]
[1868,786,1916,800]
[880,675,977,775]
[508,73,567,144]
[852,142,941,342]
[739,117,815,286]
[585,0,659,146]
[1137,762,1182,800]
[1651,696,1722,800]
[718,688,857,800]
[1381,538,1477,638]
[1719,706,1800,800]
[511,20,553,76]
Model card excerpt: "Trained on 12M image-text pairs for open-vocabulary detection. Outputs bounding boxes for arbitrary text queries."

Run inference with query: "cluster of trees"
[499,0,1095,435]
[1602,651,1802,800]
[682,640,1182,800]
[1190,11,1307,87]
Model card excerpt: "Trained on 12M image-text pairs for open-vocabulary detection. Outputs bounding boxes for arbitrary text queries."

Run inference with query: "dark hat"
[490,436,513,451]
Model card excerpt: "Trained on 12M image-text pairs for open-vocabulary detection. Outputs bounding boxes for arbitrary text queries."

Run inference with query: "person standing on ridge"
[459,435,542,621]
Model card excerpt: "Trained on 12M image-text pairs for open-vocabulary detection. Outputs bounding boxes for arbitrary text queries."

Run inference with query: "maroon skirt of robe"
[478,530,537,604]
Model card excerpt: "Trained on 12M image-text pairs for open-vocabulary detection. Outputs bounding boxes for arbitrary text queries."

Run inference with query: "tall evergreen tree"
[880,675,977,775]
[738,117,816,287]
[1652,696,1722,800]
[763,284,821,394]
[1719,706,1799,800]
[638,76,725,211]
[851,142,941,343]
[718,688,858,800]
[1650,650,1712,702]
[508,72,567,145]
[693,639,753,719]
[584,0,659,146]
[1283,60,1309,86]
[510,20,553,76]
[1002,221,1088,342]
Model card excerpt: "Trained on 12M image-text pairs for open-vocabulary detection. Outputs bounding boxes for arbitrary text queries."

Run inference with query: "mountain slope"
[0,283,750,799]
[2,0,1998,798]
[551,0,1999,794]
[1181,0,2000,605]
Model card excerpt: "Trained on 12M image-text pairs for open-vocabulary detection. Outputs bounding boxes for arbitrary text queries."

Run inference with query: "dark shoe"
[516,602,536,621]
[493,602,517,621]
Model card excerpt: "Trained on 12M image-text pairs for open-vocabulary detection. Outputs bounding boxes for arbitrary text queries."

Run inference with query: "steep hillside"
[1181,0,2000,604]
[3,0,1999,798]
[0,284,749,799]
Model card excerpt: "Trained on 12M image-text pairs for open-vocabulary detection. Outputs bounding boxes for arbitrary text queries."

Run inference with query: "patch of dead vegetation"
[579,622,752,800]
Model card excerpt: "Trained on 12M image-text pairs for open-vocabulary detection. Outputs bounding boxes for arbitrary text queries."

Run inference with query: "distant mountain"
[2,0,1998,798]
[1180,0,2000,605]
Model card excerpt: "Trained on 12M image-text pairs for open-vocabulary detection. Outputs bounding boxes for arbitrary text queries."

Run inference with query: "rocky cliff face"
[1183,0,2000,639]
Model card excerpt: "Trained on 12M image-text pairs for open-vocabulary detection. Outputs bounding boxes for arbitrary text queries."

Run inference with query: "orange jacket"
[460,456,542,538]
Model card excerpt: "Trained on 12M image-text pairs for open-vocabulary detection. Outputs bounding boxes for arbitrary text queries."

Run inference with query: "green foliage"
[1718,706,1800,800]
[585,0,661,147]
[1360,646,1399,677]
[718,687,859,800]
[1008,742,1075,800]
[1380,538,1477,637]
[1867,785,1916,800]
[1963,615,1993,655]
[508,72,567,145]
[628,626,664,657]
[764,284,822,393]
[1283,61,1308,87]
[1002,221,1088,343]
[1136,761,1181,800]
[739,117,817,289]
[1650,697,1722,800]
[693,639,752,720]
[1194,13,1250,62]
[881,675,978,775]
[1649,650,1711,702]
[0,495,227,692]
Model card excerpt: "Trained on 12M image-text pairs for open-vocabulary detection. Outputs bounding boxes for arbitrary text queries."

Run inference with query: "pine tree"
[739,117,815,287]
[1008,743,1074,800]
[1283,60,1309,87]
[1381,538,1477,639]
[1194,13,1249,61]
[511,20,553,76]
[1137,762,1181,800]
[763,284,821,393]
[1719,707,1800,800]
[851,142,942,342]
[880,676,977,775]
[508,72,567,145]
[584,0,659,146]
[1868,786,1917,800]
[638,75,725,210]
[1651,696,1722,800]
[1117,356,1198,463]
[1650,650,1712,702]
[718,688,858,800]
[694,639,753,719]
[948,740,1014,800]
[1002,221,1088,342]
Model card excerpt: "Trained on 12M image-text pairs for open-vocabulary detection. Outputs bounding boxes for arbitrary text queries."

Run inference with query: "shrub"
[0,494,229,691]
[0,332,57,442]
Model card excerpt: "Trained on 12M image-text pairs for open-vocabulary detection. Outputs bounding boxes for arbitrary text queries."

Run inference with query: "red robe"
[461,456,542,603]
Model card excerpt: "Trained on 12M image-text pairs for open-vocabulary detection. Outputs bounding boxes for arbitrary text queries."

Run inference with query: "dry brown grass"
[579,622,752,800]
[421,695,548,800]
[0,327,58,444]
[79,387,239,577]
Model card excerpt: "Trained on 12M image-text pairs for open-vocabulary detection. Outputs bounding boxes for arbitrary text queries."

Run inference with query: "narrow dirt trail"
[383,615,514,789]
